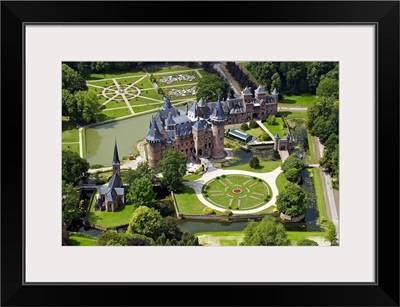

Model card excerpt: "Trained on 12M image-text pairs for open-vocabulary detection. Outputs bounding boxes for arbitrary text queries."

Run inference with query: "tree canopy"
[62,64,87,93]
[126,177,156,208]
[62,180,81,226]
[158,149,187,192]
[241,216,290,246]
[196,74,228,101]
[121,162,157,186]
[276,182,308,217]
[62,150,89,185]
[127,206,163,240]
[62,89,99,125]
[281,153,305,173]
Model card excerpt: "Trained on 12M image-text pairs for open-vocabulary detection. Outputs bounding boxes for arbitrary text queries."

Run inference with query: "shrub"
[203,207,215,215]
[222,174,226,178]
[216,176,220,179]
[249,120,258,129]
[90,164,104,169]
[223,210,233,216]
[240,123,249,131]
[258,178,262,182]
[253,176,257,180]
[266,115,276,125]
[249,157,260,169]
[261,133,271,141]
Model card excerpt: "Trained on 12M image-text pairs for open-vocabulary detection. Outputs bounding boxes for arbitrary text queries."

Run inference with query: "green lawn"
[174,185,207,215]
[135,77,154,89]
[280,94,317,107]
[246,127,265,139]
[133,103,163,113]
[149,66,193,74]
[307,132,316,164]
[140,89,162,101]
[225,161,281,173]
[286,231,325,245]
[87,70,146,80]
[275,171,288,192]
[62,143,80,155]
[278,111,308,120]
[87,86,102,94]
[183,173,203,182]
[97,108,132,121]
[116,76,143,85]
[309,168,328,222]
[81,128,86,159]
[203,175,272,210]
[103,99,127,109]
[62,127,79,143]
[87,79,115,87]
[196,69,209,77]
[130,96,161,106]
[88,199,136,228]
[262,117,288,138]
[169,95,197,102]
[69,235,96,246]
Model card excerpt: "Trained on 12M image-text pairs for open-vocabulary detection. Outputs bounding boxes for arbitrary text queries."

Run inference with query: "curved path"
[183,167,282,214]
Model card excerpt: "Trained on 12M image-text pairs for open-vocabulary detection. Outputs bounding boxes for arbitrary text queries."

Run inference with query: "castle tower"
[197,97,207,118]
[254,85,266,100]
[210,97,227,159]
[192,117,206,163]
[273,133,280,151]
[271,88,279,103]
[242,86,253,103]
[146,118,163,169]
[112,139,120,176]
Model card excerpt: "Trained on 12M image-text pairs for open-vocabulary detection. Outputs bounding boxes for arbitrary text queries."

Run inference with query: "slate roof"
[210,98,227,122]
[108,173,121,188]
[112,140,120,165]
[173,115,190,125]
[146,118,163,142]
[176,122,193,137]
[197,97,206,107]
[192,118,208,131]
[271,88,279,95]
[255,85,266,94]
[242,86,252,96]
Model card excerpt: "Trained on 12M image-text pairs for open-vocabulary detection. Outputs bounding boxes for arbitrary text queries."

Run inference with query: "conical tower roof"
[162,97,172,110]
[146,119,163,142]
[210,96,227,122]
[112,139,120,165]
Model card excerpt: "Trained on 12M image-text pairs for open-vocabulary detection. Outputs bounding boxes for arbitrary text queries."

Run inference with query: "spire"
[271,88,279,96]
[162,97,172,110]
[112,138,120,165]
[210,96,227,122]
[146,118,163,142]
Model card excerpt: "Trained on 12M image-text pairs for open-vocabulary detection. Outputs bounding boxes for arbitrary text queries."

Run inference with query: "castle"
[146,86,279,168]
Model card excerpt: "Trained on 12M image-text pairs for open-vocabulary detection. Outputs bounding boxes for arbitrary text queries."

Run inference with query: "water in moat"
[85,112,156,166]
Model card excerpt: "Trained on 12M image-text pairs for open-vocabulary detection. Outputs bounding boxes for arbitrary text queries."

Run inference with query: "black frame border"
[1,1,399,306]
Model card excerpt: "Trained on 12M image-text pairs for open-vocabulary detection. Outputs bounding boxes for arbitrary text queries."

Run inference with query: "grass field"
[279,111,308,120]
[116,76,143,85]
[286,231,325,245]
[224,161,281,173]
[203,175,272,210]
[62,143,80,155]
[87,70,146,80]
[69,235,97,246]
[135,77,154,89]
[262,117,288,138]
[102,99,127,109]
[174,185,208,215]
[88,195,136,228]
[309,168,328,222]
[133,103,163,113]
[245,127,265,139]
[280,94,317,107]
[139,89,162,101]
[98,108,132,121]
[275,172,289,192]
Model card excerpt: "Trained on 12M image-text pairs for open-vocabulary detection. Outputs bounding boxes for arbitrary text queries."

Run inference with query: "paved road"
[213,63,241,98]
[184,167,282,214]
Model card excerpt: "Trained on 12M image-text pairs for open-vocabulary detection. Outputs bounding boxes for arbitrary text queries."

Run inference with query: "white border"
[25,25,375,283]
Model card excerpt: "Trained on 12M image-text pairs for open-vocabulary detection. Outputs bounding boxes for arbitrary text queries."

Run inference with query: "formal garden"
[202,174,272,210]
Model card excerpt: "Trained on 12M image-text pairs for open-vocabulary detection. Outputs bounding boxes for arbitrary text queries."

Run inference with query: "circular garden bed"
[202,174,272,210]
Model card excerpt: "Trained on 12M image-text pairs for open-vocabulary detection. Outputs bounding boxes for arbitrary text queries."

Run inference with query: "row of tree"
[246,61,338,96]
[225,62,258,92]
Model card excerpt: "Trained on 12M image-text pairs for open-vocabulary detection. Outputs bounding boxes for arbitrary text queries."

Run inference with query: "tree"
[126,177,156,208]
[284,168,301,183]
[276,182,308,217]
[96,230,154,246]
[62,180,81,226]
[323,221,338,246]
[297,238,319,246]
[62,150,89,184]
[62,64,87,93]
[249,156,260,169]
[316,76,339,99]
[90,62,111,73]
[261,133,271,141]
[241,216,290,246]
[127,206,163,240]
[249,120,258,129]
[266,115,276,125]
[158,149,187,192]
[240,123,249,131]
[122,162,157,186]
[281,153,305,173]
[270,72,282,94]
[196,74,227,101]
[73,90,99,124]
